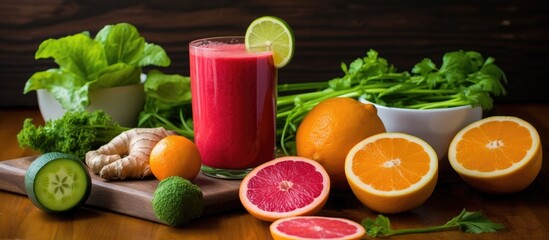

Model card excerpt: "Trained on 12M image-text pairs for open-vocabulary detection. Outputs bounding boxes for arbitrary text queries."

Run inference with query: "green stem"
[149,112,194,138]
[277,89,342,118]
[386,224,459,236]
[408,97,469,109]
[178,110,194,133]
[277,89,335,106]
[400,89,459,94]
[415,95,456,101]
[366,72,410,81]
[277,81,329,92]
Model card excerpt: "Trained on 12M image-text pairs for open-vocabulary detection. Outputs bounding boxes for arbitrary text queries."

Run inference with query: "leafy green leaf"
[439,50,479,84]
[348,58,364,74]
[460,87,493,109]
[139,43,171,67]
[362,214,392,237]
[25,69,91,111]
[266,49,506,154]
[412,58,438,76]
[454,210,506,233]
[328,76,352,90]
[95,23,145,66]
[144,70,191,104]
[477,58,507,96]
[24,69,86,93]
[465,51,485,71]
[94,23,170,67]
[361,209,505,238]
[25,22,172,112]
[137,70,194,138]
[36,33,107,80]
[340,62,348,74]
[92,63,141,88]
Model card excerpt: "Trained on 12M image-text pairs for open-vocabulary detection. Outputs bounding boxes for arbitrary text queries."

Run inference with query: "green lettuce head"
[25,23,171,111]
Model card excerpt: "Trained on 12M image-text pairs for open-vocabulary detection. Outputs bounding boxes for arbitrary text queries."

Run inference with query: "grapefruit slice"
[345,132,438,214]
[448,116,542,194]
[239,156,330,222]
[270,216,365,240]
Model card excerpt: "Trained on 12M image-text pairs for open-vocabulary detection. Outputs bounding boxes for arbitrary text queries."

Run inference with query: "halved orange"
[345,132,438,214]
[448,116,542,194]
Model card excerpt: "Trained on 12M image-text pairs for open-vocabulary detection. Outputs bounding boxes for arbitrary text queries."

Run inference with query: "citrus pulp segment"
[245,16,294,68]
[239,156,330,222]
[270,216,366,240]
[296,97,386,189]
[345,132,438,214]
[448,116,542,194]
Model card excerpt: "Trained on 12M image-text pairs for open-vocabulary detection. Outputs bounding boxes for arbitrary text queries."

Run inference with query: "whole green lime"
[152,176,203,226]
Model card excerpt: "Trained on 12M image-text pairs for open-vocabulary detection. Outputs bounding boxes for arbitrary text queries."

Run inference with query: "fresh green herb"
[24,22,171,111]
[123,49,506,155]
[17,110,130,158]
[277,49,507,155]
[362,209,505,237]
[137,70,194,139]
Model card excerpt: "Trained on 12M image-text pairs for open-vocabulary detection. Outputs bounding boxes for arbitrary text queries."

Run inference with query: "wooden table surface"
[1,105,548,239]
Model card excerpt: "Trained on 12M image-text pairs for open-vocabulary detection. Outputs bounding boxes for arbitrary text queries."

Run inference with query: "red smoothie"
[189,37,277,172]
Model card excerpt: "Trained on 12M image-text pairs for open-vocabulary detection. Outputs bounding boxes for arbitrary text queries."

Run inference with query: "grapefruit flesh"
[270,216,365,240]
[239,156,330,222]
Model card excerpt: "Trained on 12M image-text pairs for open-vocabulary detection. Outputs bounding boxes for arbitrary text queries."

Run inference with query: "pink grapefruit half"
[270,216,366,240]
[239,156,330,222]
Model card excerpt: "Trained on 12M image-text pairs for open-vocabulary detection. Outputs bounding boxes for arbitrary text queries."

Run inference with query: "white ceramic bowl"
[359,97,482,160]
[37,83,145,127]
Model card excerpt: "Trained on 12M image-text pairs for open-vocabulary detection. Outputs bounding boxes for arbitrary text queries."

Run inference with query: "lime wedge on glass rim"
[245,16,295,68]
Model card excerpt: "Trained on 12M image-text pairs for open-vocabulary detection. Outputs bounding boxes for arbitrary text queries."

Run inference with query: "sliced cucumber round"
[25,152,92,213]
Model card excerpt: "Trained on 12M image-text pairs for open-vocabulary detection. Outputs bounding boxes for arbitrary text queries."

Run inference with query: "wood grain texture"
[1,0,548,107]
[1,105,548,239]
[0,155,242,224]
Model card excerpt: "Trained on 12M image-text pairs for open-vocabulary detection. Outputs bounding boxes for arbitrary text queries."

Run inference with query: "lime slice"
[245,16,295,68]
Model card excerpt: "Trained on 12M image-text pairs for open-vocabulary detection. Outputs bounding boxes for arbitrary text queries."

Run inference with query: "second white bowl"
[359,97,482,160]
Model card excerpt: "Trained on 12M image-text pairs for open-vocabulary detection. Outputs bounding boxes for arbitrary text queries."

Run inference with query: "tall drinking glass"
[189,36,277,179]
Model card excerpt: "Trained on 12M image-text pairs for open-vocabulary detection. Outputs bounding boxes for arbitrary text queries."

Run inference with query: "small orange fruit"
[345,132,438,214]
[296,97,386,189]
[149,135,202,181]
[448,116,542,194]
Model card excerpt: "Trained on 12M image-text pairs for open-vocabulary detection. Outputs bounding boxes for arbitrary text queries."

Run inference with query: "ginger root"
[85,127,177,180]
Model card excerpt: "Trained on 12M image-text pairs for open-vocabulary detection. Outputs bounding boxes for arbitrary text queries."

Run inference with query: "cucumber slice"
[25,152,91,213]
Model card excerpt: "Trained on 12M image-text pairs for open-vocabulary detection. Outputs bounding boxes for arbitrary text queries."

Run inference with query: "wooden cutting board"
[0,156,242,224]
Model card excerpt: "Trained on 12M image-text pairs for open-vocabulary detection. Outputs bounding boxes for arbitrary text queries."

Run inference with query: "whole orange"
[296,97,386,189]
[149,135,202,181]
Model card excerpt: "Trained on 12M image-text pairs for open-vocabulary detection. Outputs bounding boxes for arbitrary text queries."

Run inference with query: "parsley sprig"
[362,209,505,238]
[276,49,507,155]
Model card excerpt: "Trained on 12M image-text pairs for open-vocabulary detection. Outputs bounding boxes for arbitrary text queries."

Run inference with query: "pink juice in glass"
[189,37,277,178]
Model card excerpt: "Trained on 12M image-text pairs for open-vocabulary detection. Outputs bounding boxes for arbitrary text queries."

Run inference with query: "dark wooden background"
[1,0,548,107]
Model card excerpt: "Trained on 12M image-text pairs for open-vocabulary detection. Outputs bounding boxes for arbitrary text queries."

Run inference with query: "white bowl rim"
[358,96,480,113]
